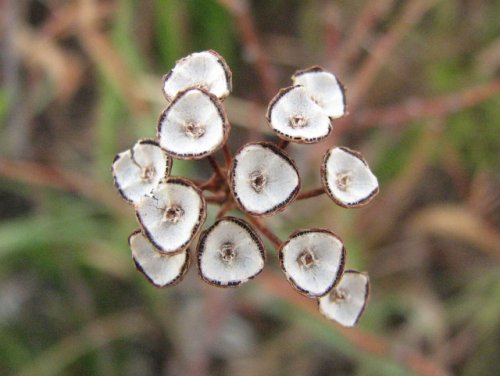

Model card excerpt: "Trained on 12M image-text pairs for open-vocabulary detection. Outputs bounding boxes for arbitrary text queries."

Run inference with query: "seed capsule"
[279,229,346,297]
[318,270,370,327]
[135,177,206,254]
[266,85,332,143]
[162,50,232,101]
[129,230,190,288]
[112,139,172,204]
[321,147,379,208]
[197,217,265,287]
[157,88,230,160]
[229,142,300,216]
[292,66,346,119]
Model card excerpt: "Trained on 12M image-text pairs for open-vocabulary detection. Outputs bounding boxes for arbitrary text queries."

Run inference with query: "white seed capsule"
[162,50,232,101]
[266,85,332,143]
[318,270,370,327]
[197,217,265,287]
[135,177,206,254]
[321,147,379,208]
[279,229,345,297]
[112,139,172,205]
[129,230,190,287]
[229,142,300,216]
[157,88,230,160]
[292,66,346,119]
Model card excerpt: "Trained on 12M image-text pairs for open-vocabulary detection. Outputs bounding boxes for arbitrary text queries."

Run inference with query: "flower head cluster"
[112,50,379,327]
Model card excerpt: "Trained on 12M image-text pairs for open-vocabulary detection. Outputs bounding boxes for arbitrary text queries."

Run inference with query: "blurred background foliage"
[0,0,499,375]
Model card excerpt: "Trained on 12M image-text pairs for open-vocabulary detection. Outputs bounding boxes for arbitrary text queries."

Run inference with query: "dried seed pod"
[279,229,345,297]
[229,142,300,216]
[112,139,172,204]
[318,270,370,327]
[157,88,230,160]
[135,177,206,254]
[197,217,265,287]
[292,66,346,119]
[321,147,379,208]
[266,85,332,143]
[129,230,190,287]
[162,50,232,101]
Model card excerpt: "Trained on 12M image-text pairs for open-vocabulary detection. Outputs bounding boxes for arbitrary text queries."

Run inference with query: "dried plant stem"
[218,0,278,100]
[207,156,226,182]
[322,3,341,62]
[222,144,232,167]
[76,0,148,117]
[197,174,218,191]
[354,78,500,128]
[204,194,226,205]
[278,139,290,149]
[360,123,441,245]
[245,215,282,248]
[216,200,235,219]
[296,187,325,200]
[333,0,395,74]
[3,0,28,157]
[348,0,437,110]
[256,271,450,376]
[0,158,126,215]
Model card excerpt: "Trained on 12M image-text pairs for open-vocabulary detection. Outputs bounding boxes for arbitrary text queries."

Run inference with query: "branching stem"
[222,144,232,167]
[207,156,226,181]
[198,174,219,191]
[245,215,282,248]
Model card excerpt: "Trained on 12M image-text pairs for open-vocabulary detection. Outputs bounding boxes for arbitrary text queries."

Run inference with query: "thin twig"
[0,158,126,215]
[207,156,226,181]
[353,78,500,128]
[3,0,29,157]
[245,215,282,248]
[218,0,278,100]
[296,187,325,200]
[76,0,148,117]
[204,194,226,205]
[322,3,342,63]
[333,0,395,75]
[359,122,442,246]
[197,174,219,191]
[348,0,437,110]
[222,144,232,167]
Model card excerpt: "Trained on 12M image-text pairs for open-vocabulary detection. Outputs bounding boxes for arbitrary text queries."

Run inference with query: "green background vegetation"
[0,0,499,375]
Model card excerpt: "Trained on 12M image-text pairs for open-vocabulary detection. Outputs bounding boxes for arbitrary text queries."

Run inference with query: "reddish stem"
[197,174,219,191]
[204,194,226,205]
[353,78,500,128]
[348,0,436,111]
[296,187,325,200]
[245,215,282,248]
[207,156,225,181]
[222,144,232,167]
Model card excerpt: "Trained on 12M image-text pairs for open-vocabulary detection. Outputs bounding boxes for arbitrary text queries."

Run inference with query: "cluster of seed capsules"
[112,51,379,327]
